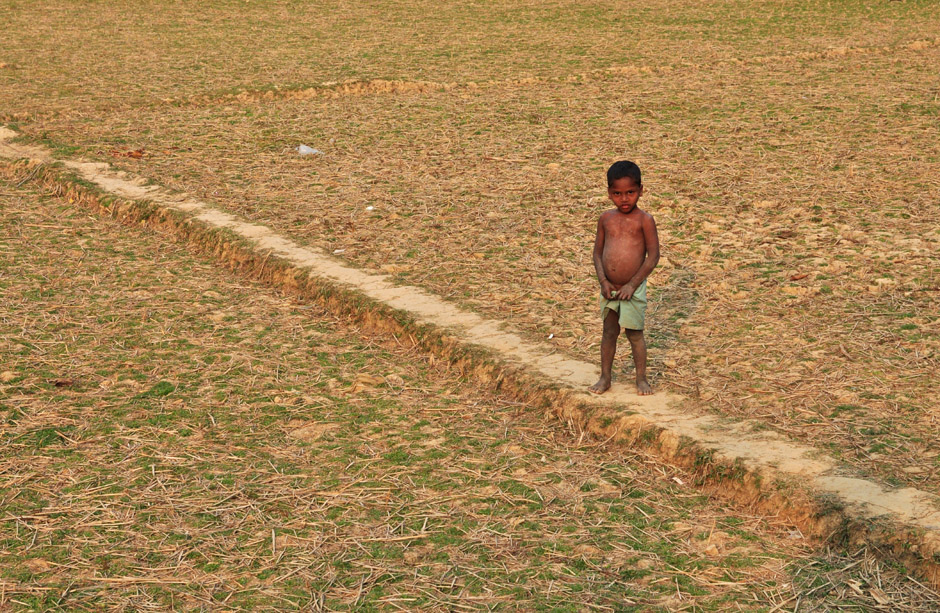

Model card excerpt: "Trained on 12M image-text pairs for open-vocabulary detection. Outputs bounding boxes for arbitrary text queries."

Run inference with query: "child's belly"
[602,246,644,287]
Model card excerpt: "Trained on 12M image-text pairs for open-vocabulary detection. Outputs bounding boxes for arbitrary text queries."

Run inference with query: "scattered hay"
[3,178,939,608]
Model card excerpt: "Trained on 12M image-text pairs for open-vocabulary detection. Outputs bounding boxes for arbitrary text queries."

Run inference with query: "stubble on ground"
[3,179,939,609]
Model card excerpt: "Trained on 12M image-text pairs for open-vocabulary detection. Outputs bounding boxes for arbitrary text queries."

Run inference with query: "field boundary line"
[169,37,940,107]
[2,127,939,588]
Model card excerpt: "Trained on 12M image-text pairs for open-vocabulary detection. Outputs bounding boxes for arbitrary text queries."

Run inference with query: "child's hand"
[616,283,636,301]
[600,280,615,299]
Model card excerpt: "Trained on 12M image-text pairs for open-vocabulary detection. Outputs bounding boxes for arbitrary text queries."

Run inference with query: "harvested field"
[10,43,939,492]
[2,0,940,606]
[2,177,939,610]
[2,0,937,117]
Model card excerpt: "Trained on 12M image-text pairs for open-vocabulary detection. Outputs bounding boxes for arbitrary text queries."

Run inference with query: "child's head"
[607,160,641,188]
[607,161,643,214]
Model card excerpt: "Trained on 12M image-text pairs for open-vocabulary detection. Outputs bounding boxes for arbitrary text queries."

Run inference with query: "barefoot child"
[589,161,660,395]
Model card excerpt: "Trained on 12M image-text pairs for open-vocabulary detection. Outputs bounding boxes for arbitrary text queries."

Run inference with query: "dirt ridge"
[2,128,939,589]
[171,37,940,107]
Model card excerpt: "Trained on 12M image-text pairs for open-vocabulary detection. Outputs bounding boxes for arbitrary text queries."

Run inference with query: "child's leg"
[589,309,621,394]
[624,328,652,395]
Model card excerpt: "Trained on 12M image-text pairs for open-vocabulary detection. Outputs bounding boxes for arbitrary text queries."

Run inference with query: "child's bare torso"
[600,209,650,289]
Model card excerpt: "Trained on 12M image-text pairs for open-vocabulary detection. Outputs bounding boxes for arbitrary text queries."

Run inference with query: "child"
[589,161,660,395]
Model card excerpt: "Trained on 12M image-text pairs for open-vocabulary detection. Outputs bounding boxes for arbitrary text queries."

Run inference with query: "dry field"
[1,0,939,608]
[4,0,936,492]
[2,172,939,611]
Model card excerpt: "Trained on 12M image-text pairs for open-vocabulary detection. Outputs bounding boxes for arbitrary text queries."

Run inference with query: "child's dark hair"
[607,160,642,187]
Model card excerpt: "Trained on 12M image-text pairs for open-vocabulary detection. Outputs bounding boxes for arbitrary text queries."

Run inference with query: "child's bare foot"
[589,376,611,394]
[637,379,653,395]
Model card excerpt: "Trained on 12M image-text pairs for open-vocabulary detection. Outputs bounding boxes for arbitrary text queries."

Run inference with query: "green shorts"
[599,280,647,331]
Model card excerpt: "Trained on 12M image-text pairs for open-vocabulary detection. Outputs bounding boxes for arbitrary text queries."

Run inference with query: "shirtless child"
[589,161,660,395]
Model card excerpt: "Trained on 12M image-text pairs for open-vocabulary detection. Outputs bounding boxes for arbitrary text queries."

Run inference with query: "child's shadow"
[625,265,698,380]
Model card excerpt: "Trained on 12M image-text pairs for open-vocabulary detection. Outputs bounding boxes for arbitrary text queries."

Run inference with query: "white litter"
[297,145,323,156]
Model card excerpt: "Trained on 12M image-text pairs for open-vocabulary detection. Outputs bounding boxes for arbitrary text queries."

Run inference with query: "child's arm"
[593,217,615,299]
[617,214,660,301]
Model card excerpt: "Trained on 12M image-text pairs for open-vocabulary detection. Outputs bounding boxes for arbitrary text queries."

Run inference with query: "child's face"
[608,177,643,214]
